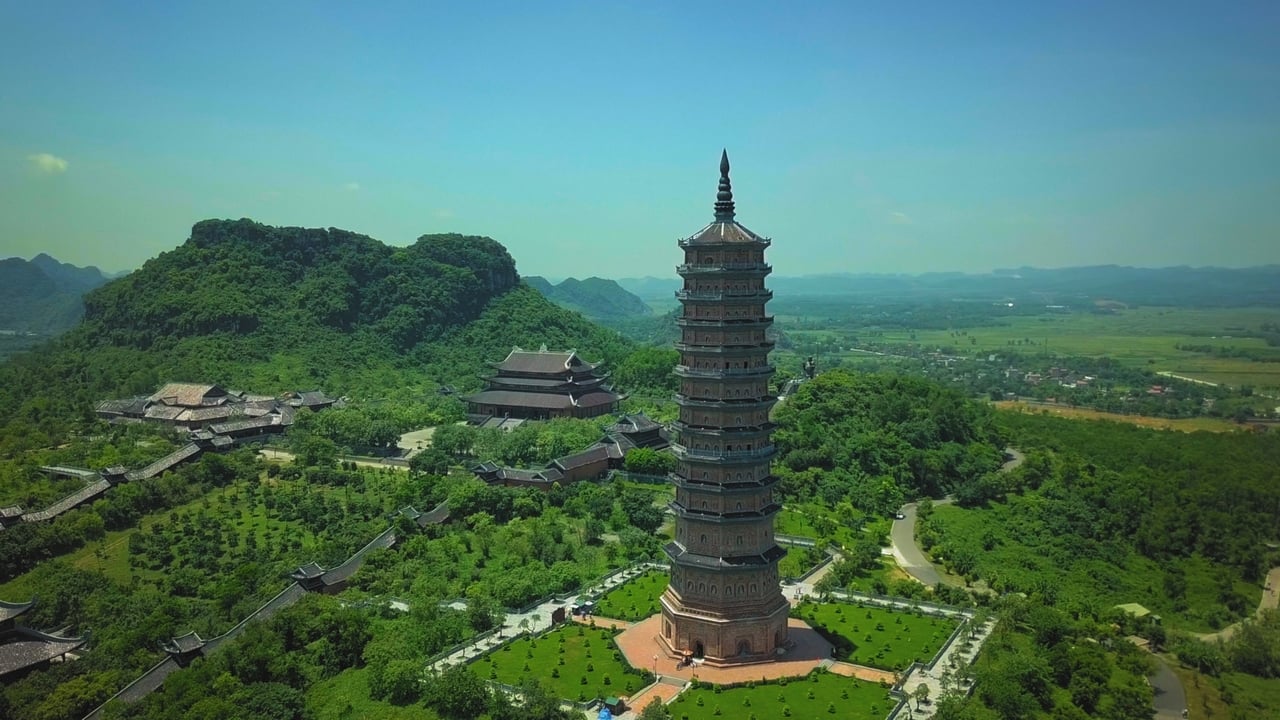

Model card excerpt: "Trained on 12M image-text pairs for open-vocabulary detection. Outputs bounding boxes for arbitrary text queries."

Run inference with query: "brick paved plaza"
[616,615,834,684]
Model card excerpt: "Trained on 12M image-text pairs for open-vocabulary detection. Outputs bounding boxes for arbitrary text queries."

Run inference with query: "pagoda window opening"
[751,583,758,593]
[700,534,707,543]
[699,582,706,593]
[710,585,717,595]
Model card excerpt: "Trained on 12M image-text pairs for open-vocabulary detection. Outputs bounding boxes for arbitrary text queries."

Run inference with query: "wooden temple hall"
[464,347,624,422]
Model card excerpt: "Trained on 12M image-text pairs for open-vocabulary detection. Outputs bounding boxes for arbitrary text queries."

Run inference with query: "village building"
[659,151,790,665]
[0,598,87,680]
[464,348,623,421]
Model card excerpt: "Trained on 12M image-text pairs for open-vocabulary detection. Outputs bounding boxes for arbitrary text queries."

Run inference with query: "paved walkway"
[898,618,997,719]
[827,661,896,683]
[615,615,834,684]
[620,679,682,717]
[258,448,406,472]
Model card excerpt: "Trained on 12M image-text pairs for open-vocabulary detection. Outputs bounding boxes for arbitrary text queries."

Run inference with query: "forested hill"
[524,275,653,320]
[773,370,1007,512]
[0,253,111,333]
[0,219,631,438]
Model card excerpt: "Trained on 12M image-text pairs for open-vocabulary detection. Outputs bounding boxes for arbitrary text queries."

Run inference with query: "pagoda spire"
[714,149,735,222]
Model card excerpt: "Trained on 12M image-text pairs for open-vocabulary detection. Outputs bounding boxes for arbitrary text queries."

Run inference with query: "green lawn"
[667,672,895,720]
[793,601,958,670]
[776,504,868,548]
[306,666,438,720]
[778,545,826,579]
[594,569,668,621]
[472,624,646,703]
[839,557,915,595]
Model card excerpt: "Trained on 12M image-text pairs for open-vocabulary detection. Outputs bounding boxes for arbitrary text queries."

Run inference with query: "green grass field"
[306,666,437,720]
[667,672,895,720]
[793,601,958,670]
[778,545,826,579]
[472,625,644,703]
[594,569,668,621]
[776,505,869,549]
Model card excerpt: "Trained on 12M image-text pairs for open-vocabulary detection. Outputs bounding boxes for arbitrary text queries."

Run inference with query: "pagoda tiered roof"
[466,347,623,420]
[491,348,600,375]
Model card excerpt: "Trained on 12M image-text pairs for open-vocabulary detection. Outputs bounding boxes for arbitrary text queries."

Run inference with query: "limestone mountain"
[524,275,652,320]
[0,254,111,334]
[0,219,631,428]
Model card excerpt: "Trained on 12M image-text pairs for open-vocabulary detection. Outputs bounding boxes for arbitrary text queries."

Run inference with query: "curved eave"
[669,501,782,523]
[673,342,776,354]
[678,221,772,247]
[672,473,780,493]
[663,542,788,568]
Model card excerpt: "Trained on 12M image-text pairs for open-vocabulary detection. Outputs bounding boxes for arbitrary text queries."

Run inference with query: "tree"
[411,448,451,476]
[296,435,338,468]
[432,423,478,457]
[914,682,931,709]
[423,664,490,719]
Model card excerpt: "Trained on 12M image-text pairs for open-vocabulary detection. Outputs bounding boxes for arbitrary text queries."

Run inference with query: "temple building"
[465,347,623,421]
[96,382,337,430]
[0,598,87,680]
[659,151,789,665]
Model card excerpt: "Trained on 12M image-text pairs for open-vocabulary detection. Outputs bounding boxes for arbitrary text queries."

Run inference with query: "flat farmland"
[789,307,1280,391]
[994,401,1243,433]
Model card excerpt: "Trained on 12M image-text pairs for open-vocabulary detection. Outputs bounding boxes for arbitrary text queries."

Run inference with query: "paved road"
[258,448,406,471]
[889,448,1024,587]
[1151,657,1187,720]
[1196,565,1280,642]
[891,502,948,586]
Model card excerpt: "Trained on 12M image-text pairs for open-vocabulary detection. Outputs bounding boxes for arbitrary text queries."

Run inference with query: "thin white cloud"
[343,182,360,192]
[889,211,913,225]
[28,153,68,174]
[433,208,454,219]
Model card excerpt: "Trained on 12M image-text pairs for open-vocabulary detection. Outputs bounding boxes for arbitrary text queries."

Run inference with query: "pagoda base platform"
[615,615,833,684]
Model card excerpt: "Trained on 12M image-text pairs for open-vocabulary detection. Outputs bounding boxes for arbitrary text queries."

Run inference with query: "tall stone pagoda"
[659,151,789,664]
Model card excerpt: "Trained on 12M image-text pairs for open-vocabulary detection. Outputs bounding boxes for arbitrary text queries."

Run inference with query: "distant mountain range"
[524,276,652,320]
[617,265,1280,307]
[0,253,113,333]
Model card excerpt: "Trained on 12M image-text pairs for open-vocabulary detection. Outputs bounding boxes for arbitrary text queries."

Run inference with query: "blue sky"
[2,1,1278,277]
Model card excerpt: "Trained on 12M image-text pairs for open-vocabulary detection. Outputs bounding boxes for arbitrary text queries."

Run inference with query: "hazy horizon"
[3,2,1278,277]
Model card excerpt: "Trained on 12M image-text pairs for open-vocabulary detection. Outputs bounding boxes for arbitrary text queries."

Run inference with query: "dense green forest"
[916,413,1280,719]
[772,370,1007,513]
